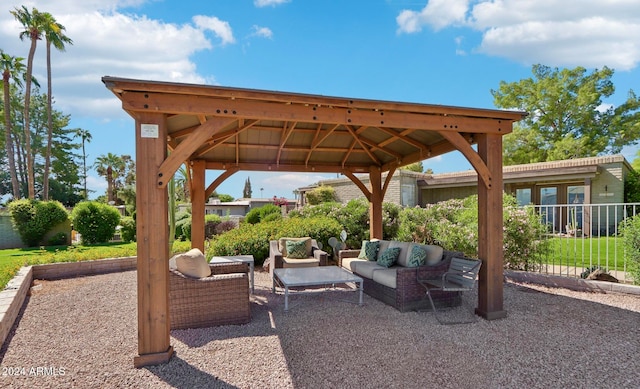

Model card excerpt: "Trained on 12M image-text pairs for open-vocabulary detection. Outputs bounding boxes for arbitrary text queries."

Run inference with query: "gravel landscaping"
[0,268,639,388]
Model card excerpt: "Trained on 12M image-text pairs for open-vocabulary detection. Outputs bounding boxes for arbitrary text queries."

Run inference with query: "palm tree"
[41,12,73,200]
[73,128,92,199]
[94,153,125,203]
[11,6,46,199]
[0,51,26,199]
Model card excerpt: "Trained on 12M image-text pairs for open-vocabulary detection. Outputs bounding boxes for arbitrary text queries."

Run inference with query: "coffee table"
[272,266,363,311]
[210,255,255,293]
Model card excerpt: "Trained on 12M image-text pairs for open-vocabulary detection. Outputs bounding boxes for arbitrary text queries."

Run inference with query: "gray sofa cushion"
[372,268,397,289]
[375,240,391,261]
[342,257,367,272]
[390,241,413,267]
[283,256,320,268]
[353,260,385,279]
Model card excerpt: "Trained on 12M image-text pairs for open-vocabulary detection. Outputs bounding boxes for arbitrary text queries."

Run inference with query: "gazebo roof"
[102,76,525,176]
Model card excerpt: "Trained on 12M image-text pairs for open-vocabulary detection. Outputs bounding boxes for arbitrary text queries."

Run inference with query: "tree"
[243,177,252,198]
[632,150,640,172]
[493,64,640,165]
[73,128,92,199]
[41,12,72,200]
[94,153,124,203]
[11,6,46,198]
[1,51,26,199]
[402,161,424,172]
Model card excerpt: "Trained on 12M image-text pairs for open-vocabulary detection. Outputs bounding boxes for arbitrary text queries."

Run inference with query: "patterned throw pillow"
[407,245,427,267]
[286,239,308,259]
[377,247,401,268]
[357,240,379,261]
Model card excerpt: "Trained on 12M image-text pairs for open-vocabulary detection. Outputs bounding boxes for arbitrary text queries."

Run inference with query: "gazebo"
[102,76,526,367]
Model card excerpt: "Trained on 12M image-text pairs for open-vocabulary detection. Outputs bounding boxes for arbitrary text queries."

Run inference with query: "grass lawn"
[545,236,627,272]
[0,240,192,290]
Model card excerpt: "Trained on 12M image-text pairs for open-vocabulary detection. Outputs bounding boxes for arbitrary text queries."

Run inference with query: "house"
[298,155,635,234]
[178,197,297,217]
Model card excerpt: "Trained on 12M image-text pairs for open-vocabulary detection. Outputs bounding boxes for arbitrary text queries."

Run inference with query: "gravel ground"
[0,268,639,389]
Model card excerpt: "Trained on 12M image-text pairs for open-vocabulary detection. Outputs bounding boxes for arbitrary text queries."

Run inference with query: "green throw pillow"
[286,239,308,259]
[377,247,401,268]
[357,240,379,261]
[407,245,427,267]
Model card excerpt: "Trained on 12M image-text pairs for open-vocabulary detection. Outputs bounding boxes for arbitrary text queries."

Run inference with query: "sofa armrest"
[337,249,360,267]
[269,240,284,269]
[313,248,328,266]
[209,262,249,275]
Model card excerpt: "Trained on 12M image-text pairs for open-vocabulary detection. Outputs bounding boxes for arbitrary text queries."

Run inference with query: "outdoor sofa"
[339,240,465,312]
[169,248,251,329]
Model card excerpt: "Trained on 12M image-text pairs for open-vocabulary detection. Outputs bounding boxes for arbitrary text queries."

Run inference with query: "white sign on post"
[140,123,159,138]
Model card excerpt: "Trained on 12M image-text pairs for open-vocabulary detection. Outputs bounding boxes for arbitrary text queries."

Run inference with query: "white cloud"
[396,0,469,33]
[86,174,108,199]
[397,0,640,70]
[254,0,290,8]
[1,1,233,121]
[193,15,235,45]
[251,25,273,39]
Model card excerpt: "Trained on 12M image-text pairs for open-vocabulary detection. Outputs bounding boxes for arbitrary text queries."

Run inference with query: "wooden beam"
[195,119,259,157]
[345,125,380,164]
[205,168,239,198]
[475,133,507,320]
[369,166,383,239]
[438,131,492,189]
[157,117,236,188]
[343,170,372,201]
[133,112,173,368]
[191,160,206,252]
[205,161,372,173]
[276,121,297,166]
[121,91,510,134]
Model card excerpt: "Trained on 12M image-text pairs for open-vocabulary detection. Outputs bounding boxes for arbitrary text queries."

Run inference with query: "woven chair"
[417,257,482,324]
[169,262,250,330]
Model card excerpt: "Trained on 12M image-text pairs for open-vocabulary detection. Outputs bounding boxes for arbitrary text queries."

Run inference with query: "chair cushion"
[407,245,427,267]
[282,256,319,268]
[173,248,211,278]
[372,268,397,289]
[377,247,401,268]
[375,240,391,261]
[389,241,412,267]
[278,237,312,257]
[286,239,308,259]
[357,240,379,261]
[421,244,444,265]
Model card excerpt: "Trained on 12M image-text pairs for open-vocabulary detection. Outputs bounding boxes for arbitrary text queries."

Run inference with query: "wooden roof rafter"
[305,123,339,166]
[195,119,259,158]
[276,121,298,166]
[344,125,381,165]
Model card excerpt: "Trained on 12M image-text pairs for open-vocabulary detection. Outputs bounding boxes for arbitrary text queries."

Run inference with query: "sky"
[1,0,639,200]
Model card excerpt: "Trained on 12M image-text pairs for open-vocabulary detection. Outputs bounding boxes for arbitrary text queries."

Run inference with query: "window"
[515,188,532,206]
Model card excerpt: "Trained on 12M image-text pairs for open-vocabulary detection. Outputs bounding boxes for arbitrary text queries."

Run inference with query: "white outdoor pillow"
[173,248,211,278]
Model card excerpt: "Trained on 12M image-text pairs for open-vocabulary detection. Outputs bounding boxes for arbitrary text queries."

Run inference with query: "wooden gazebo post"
[369,166,384,240]
[191,160,206,252]
[133,113,174,367]
[475,133,507,319]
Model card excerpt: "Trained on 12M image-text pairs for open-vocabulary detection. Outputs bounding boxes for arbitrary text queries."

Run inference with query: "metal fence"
[528,202,640,283]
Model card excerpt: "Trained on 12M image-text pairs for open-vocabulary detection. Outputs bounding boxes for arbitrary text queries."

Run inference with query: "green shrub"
[305,185,336,205]
[620,214,640,284]
[47,232,67,246]
[208,216,342,265]
[261,212,282,223]
[176,217,191,240]
[120,216,136,242]
[215,220,236,234]
[71,201,121,244]
[9,199,69,247]
[245,204,281,224]
[396,194,549,270]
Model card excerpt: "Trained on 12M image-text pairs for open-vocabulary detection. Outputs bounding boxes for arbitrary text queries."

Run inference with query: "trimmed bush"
[208,216,342,265]
[9,199,69,247]
[71,201,121,244]
[620,214,640,284]
[47,232,67,246]
[120,216,136,242]
[245,204,281,224]
[305,185,336,205]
